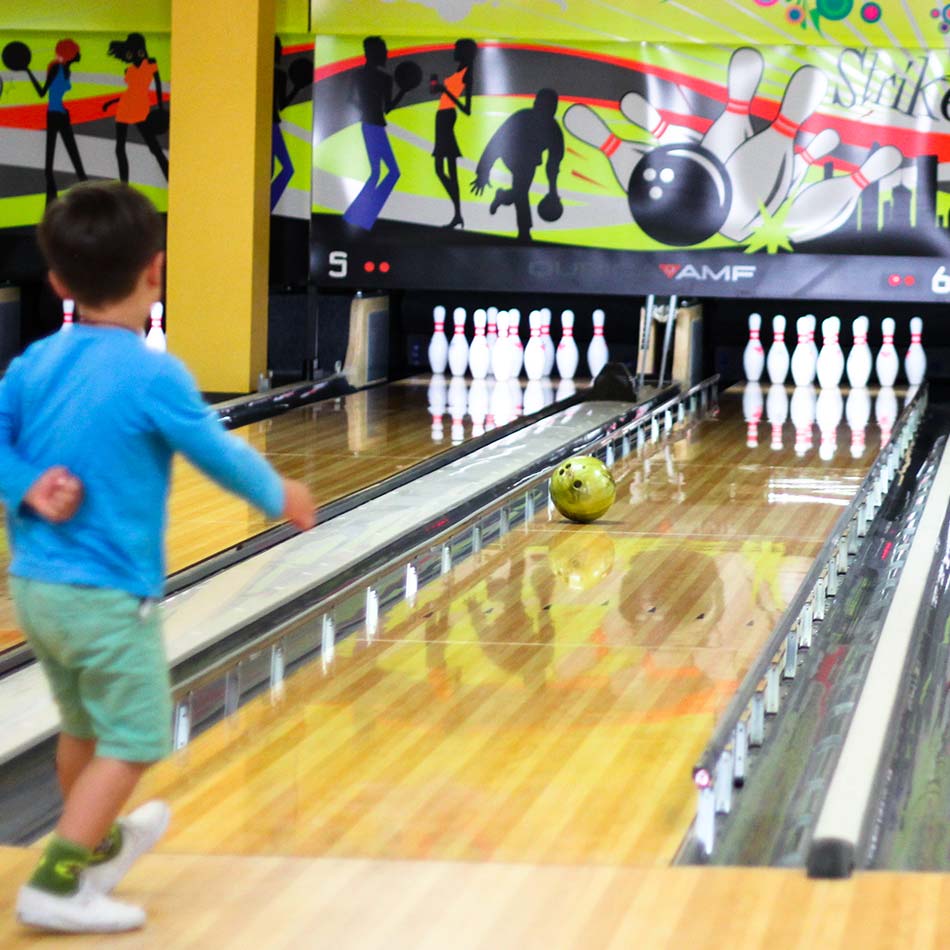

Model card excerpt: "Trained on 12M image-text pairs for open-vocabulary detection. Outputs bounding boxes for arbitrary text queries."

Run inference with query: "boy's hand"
[282,478,316,531]
[23,466,84,522]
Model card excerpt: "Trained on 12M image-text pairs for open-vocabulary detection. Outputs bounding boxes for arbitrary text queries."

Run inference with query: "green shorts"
[10,577,172,762]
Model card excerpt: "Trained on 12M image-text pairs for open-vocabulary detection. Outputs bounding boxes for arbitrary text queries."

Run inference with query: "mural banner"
[310,36,950,300]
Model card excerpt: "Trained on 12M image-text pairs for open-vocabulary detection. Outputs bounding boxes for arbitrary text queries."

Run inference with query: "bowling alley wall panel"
[309,32,950,301]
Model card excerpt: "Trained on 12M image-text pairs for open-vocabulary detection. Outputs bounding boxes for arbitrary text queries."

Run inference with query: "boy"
[0,181,315,933]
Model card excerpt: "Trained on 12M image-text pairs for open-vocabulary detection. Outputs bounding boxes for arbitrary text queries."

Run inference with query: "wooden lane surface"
[121,390,883,867]
[0,846,947,948]
[0,378,462,655]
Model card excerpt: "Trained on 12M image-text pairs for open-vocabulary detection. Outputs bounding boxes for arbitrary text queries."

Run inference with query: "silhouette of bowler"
[471,88,564,241]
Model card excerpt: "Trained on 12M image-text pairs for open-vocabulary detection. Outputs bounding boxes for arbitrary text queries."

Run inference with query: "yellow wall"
[2,0,308,33]
[165,0,276,393]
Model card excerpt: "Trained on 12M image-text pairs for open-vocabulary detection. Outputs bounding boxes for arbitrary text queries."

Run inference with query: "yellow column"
[167,0,275,393]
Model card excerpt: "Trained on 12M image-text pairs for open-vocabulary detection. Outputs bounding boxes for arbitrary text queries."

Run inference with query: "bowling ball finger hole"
[573,480,583,488]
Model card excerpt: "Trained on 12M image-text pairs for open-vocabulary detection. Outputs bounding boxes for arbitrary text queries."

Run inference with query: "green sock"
[89,823,123,865]
[29,836,92,896]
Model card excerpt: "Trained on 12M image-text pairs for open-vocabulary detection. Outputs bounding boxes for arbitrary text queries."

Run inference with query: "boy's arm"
[0,359,46,513]
[146,360,314,528]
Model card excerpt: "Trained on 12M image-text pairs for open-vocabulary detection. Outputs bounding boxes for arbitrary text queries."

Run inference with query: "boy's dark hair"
[37,181,164,308]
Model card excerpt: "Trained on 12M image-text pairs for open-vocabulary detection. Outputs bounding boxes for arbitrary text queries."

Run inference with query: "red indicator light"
[904,275,916,286]
[379,261,391,273]
[364,261,376,273]
[887,274,900,287]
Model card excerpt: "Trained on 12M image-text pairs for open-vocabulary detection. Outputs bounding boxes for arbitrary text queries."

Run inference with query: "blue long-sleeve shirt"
[0,325,285,597]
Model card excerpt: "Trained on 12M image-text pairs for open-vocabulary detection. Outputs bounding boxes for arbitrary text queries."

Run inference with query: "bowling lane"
[0,376,519,657]
[123,386,883,866]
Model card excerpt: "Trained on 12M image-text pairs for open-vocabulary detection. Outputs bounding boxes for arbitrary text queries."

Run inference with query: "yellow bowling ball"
[549,455,616,523]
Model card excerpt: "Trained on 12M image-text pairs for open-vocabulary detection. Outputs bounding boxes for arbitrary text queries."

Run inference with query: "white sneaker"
[84,800,171,894]
[17,880,145,933]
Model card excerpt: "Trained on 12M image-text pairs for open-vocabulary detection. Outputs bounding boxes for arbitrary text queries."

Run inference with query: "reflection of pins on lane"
[556,377,576,402]
[490,374,513,427]
[789,128,840,195]
[145,302,166,352]
[427,373,447,442]
[875,317,899,386]
[619,91,702,144]
[743,312,765,381]
[721,65,829,242]
[846,315,872,388]
[701,46,764,163]
[875,386,897,447]
[448,376,468,444]
[742,381,763,448]
[846,387,871,459]
[563,104,647,189]
[447,307,469,377]
[468,377,488,437]
[523,378,545,415]
[508,377,523,419]
[816,316,843,388]
[469,308,490,380]
[905,316,926,385]
[786,145,904,244]
[61,298,75,331]
[766,382,788,451]
[816,386,843,462]
[767,314,789,384]
[790,385,816,457]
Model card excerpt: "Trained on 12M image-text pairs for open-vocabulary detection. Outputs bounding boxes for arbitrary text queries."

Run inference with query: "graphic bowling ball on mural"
[1,41,32,70]
[549,456,617,524]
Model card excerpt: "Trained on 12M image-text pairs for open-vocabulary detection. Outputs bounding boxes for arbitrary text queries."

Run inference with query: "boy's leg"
[56,734,97,799]
[57,757,149,849]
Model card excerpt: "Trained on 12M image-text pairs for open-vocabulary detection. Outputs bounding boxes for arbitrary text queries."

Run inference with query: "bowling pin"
[468,308,491,380]
[447,375,468,444]
[486,306,499,357]
[766,383,788,451]
[541,308,555,376]
[789,128,840,195]
[587,309,609,378]
[556,310,579,379]
[145,302,166,352]
[468,377,488,436]
[816,386,843,462]
[875,317,899,387]
[791,315,816,386]
[786,145,904,244]
[767,314,790,384]
[875,386,897,447]
[428,305,448,374]
[427,373,447,442]
[701,46,764,163]
[743,312,765,381]
[491,310,513,382]
[507,308,524,378]
[904,316,926,385]
[563,104,647,190]
[721,65,829,242]
[790,385,816,457]
[816,316,844,389]
[742,381,763,448]
[845,387,871,458]
[524,310,546,380]
[846,316,872,388]
[447,307,469,377]
[61,298,75,331]
[619,91,702,145]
